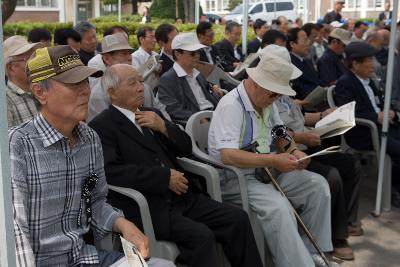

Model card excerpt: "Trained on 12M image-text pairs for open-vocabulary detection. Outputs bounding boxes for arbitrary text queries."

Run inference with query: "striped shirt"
[10,113,123,267]
[6,81,39,128]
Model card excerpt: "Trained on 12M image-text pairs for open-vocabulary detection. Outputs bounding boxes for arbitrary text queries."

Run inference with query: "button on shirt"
[208,82,283,174]
[6,81,39,128]
[10,113,123,267]
[173,62,214,110]
[357,76,381,113]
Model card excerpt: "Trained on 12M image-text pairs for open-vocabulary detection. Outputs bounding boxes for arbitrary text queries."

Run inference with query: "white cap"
[246,45,302,96]
[171,33,206,51]
[330,21,344,28]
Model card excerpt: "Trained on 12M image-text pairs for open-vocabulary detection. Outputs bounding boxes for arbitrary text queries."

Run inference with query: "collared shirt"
[356,76,381,113]
[10,113,123,267]
[203,46,215,64]
[313,42,325,59]
[6,81,39,129]
[173,62,214,110]
[233,45,241,60]
[208,82,282,174]
[291,52,304,62]
[113,105,143,133]
[88,54,109,122]
[132,47,159,69]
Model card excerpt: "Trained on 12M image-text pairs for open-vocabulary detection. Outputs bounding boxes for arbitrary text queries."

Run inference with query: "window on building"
[368,0,384,8]
[345,0,361,9]
[17,0,57,8]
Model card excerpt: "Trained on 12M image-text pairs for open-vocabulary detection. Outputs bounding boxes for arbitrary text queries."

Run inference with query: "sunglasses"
[183,50,200,57]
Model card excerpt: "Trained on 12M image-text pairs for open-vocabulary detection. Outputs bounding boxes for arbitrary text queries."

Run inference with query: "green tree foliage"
[150,0,184,20]
[228,0,242,11]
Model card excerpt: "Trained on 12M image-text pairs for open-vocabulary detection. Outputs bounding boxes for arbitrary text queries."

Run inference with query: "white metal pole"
[73,0,78,25]
[242,0,249,56]
[0,3,17,266]
[374,0,399,216]
[195,0,200,24]
[118,0,122,22]
[303,0,308,23]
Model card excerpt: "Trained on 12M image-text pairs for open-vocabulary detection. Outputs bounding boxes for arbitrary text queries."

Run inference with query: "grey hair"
[101,65,121,96]
[73,21,96,35]
[365,31,381,43]
[30,79,53,107]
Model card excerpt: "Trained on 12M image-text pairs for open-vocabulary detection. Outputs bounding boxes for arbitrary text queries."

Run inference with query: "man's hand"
[271,153,299,173]
[233,62,241,68]
[291,149,310,169]
[296,132,321,147]
[169,169,189,195]
[321,107,336,118]
[113,217,150,259]
[211,84,225,97]
[135,111,167,135]
[378,110,396,124]
[293,99,308,107]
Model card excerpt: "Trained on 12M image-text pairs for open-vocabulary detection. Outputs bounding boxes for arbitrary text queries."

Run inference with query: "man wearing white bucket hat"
[208,45,333,267]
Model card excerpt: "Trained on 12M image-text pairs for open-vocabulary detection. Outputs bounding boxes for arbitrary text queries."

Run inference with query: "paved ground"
[334,171,400,267]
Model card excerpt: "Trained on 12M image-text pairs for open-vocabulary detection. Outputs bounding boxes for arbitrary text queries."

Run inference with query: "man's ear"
[31,83,48,105]
[107,87,117,101]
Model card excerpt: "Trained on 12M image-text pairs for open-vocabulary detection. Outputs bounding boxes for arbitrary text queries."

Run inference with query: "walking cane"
[262,167,331,267]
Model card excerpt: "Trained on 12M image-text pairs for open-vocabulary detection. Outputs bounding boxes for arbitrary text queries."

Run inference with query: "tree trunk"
[131,0,138,14]
[2,0,17,23]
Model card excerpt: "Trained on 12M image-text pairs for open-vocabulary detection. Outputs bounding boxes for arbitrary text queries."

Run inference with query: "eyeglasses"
[184,50,200,57]
[144,34,156,40]
[77,172,99,227]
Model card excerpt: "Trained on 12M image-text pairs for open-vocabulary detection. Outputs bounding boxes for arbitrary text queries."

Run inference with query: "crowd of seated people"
[5,14,400,267]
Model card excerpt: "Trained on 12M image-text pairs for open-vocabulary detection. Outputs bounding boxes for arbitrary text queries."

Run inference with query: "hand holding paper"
[296,146,342,162]
[120,236,149,267]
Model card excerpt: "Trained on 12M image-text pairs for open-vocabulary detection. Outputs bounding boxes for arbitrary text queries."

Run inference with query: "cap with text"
[27,45,103,84]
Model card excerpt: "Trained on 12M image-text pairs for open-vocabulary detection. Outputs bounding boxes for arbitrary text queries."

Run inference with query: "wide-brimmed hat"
[27,45,103,84]
[4,35,44,63]
[172,32,206,51]
[247,44,302,96]
[101,33,134,54]
[330,28,352,45]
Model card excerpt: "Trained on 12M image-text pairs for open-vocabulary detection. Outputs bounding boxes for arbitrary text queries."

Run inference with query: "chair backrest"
[185,111,215,161]
[327,85,336,108]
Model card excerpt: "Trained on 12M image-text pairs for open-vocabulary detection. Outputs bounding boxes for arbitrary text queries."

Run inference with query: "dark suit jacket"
[157,67,220,124]
[215,38,244,72]
[247,38,261,55]
[88,106,193,239]
[160,52,174,77]
[334,71,383,150]
[290,53,322,100]
[199,46,219,65]
[318,47,347,86]
[379,11,392,21]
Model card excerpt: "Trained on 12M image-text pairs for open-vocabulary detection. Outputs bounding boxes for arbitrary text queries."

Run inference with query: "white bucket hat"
[246,44,302,96]
[172,32,206,51]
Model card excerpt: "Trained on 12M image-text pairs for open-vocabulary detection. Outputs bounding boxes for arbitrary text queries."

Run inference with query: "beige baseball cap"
[27,45,103,84]
[3,35,44,63]
[246,45,302,96]
[329,28,352,45]
[101,33,134,54]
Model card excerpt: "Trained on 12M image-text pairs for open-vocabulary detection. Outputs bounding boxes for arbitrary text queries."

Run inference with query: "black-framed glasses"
[77,172,99,228]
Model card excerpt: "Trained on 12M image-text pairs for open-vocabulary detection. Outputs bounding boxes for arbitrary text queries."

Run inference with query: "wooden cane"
[263,167,331,267]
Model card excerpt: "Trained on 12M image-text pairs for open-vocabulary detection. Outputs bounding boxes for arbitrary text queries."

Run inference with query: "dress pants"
[221,169,332,267]
[169,192,263,267]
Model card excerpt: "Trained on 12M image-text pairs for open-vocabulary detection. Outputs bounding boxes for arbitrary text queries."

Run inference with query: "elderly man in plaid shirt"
[10,45,175,267]
[4,36,43,128]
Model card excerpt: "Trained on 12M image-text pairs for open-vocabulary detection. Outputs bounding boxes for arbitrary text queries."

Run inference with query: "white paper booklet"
[230,53,259,77]
[313,101,356,139]
[120,236,148,267]
[296,146,341,162]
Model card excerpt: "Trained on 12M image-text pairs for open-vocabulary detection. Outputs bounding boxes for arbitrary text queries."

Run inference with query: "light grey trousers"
[220,169,333,267]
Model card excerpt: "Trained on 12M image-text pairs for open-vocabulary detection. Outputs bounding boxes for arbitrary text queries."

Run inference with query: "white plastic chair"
[95,157,228,265]
[327,87,392,212]
[185,110,273,267]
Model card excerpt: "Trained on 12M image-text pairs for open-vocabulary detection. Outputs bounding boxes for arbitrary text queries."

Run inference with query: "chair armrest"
[177,157,222,202]
[187,153,251,213]
[355,117,381,155]
[107,185,158,255]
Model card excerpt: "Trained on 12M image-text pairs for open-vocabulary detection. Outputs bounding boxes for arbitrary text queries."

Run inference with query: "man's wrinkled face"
[251,80,281,109]
[352,57,374,79]
[80,29,97,53]
[140,30,157,52]
[227,26,241,44]
[198,28,215,46]
[103,50,132,66]
[6,49,35,89]
[291,30,310,57]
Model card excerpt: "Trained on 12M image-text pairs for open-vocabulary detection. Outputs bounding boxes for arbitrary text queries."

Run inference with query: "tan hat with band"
[246,45,302,96]
[27,45,103,84]
[4,35,44,64]
[329,28,352,45]
[101,33,134,54]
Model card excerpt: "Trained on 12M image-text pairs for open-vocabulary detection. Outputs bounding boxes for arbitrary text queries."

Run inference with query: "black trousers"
[307,152,362,240]
[167,192,263,267]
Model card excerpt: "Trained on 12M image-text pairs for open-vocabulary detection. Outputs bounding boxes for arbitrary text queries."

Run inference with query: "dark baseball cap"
[27,45,103,84]
[345,42,378,59]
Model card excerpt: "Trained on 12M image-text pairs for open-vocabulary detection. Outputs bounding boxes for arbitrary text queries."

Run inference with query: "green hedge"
[3,15,255,50]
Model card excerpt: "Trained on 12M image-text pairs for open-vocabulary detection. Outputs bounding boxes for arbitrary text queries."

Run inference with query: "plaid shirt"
[6,81,39,128]
[10,113,123,267]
